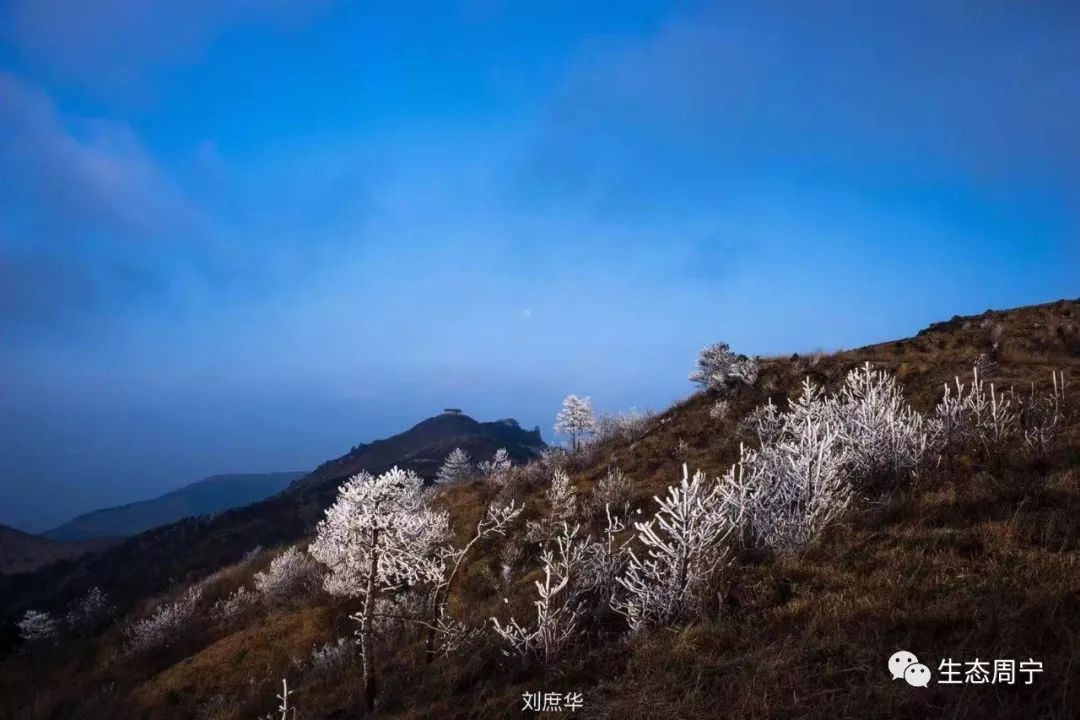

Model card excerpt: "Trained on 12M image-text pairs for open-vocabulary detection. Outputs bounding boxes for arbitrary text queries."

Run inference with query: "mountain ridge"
[43,472,307,542]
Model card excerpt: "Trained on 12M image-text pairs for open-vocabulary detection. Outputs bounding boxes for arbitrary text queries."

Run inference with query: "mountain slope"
[0,525,116,575]
[44,472,306,542]
[0,412,545,625]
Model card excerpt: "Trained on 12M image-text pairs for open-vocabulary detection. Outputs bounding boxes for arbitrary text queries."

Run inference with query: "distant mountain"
[0,525,116,575]
[44,472,306,542]
[0,413,544,620]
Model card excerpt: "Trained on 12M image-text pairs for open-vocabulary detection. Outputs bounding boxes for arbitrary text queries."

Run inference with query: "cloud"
[517,1,1080,211]
[0,72,201,332]
[3,0,334,90]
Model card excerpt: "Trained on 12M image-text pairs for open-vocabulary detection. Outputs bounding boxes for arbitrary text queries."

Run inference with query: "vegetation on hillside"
[1,300,1078,720]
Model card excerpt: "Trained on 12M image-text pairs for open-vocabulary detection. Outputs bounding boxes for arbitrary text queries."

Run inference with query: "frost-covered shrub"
[425,500,522,637]
[739,398,782,444]
[611,464,747,631]
[593,408,652,444]
[708,399,730,420]
[690,342,759,396]
[935,366,1067,458]
[833,363,932,482]
[498,537,525,591]
[580,505,629,604]
[588,466,631,519]
[17,609,59,644]
[491,522,588,664]
[431,609,484,657]
[933,365,1022,457]
[478,448,512,482]
[749,405,852,550]
[63,586,112,633]
[436,447,473,485]
[123,587,203,654]
[526,470,577,545]
[210,586,260,627]
[741,367,928,549]
[308,637,354,677]
[241,545,265,564]
[1020,371,1069,454]
[254,547,322,605]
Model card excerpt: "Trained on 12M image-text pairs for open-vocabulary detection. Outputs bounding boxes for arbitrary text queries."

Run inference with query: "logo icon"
[904,663,932,687]
[888,650,919,681]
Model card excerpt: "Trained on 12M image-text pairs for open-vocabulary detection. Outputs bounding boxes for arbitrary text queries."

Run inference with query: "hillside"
[1,300,1077,720]
[44,472,306,542]
[0,525,116,576]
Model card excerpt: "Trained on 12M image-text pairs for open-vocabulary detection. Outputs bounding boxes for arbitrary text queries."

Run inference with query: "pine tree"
[436,447,473,485]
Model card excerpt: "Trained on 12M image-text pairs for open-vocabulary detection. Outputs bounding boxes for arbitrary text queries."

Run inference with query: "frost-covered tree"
[123,587,203,654]
[254,547,322,605]
[436,447,473,485]
[491,522,588,664]
[689,342,759,396]
[308,467,449,712]
[17,609,58,644]
[612,464,747,631]
[554,395,596,450]
[478,448,513,481]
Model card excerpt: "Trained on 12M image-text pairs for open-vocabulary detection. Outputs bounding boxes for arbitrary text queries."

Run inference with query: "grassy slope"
[2,299,1078,720]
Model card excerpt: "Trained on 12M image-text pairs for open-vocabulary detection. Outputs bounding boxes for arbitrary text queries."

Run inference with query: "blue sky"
[1,0,1077,531]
